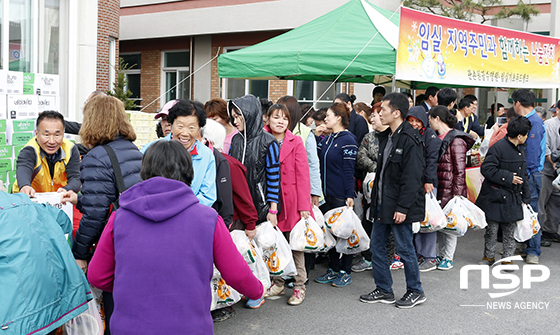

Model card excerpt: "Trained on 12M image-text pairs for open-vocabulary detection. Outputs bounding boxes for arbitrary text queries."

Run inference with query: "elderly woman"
[87,140,264,334]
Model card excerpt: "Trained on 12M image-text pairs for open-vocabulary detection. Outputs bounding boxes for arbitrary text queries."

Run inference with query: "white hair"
[203,118,226,152]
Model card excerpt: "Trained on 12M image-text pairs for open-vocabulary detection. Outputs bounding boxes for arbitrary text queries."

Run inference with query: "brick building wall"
[141,51,162,113]
[97,0,120,91]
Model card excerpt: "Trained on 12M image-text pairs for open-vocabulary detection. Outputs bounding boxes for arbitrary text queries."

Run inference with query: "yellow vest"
[13,138,73,193]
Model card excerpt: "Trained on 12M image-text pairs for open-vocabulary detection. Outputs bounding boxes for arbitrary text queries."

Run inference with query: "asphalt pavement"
[214,229,560,335]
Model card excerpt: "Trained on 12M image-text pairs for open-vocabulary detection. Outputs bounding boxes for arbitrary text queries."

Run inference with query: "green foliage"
[106,57,138,110]
[403,0,539,24]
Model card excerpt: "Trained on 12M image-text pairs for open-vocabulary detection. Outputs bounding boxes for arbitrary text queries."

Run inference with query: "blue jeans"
[370,205,423,293]
[525,172,542,257]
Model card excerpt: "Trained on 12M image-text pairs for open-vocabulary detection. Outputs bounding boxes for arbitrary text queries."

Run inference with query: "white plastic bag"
[553,173,560,191]
[419,192,446,233]
[64,293,103,335]
[324,206,357,239]
[254,221,276,249]
[363,172,376,204]
[353,192,364,220]
[289,217,325,252]
[514,204,541,242]
[442,196,469,236]
[317,218,336,253]
[230,230,255,264]
[210,266,241,311]
[261,227,297,277]
[335,222,370,255]
[412,221,420,234]
[312,205,324,226]
[248,240,271,289]
[460,196,487,230]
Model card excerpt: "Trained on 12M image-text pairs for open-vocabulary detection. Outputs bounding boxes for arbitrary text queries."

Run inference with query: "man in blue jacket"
[512,89,547,264]
[360,93,426,309]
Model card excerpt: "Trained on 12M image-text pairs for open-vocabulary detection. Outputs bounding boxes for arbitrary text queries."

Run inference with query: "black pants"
[103,291,114,335]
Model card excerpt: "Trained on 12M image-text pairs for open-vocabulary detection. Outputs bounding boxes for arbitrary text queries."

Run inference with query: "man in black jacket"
[360,93,426,309]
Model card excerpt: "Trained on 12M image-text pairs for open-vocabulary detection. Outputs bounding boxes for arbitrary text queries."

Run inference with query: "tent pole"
[392,76,397,92]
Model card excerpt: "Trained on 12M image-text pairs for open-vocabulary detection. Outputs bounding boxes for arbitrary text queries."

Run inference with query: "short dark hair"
[464,94,478,102]
[489,103,505,114]
[382,93,410,119]
[37,110,65,129]
[511,89,536,108]
[141,140,194,186]
[458,98,473,110]
[276,96,301,132]
[167,99,207,128]
[372,86,386,97]
[425,86,439,98]
[415,94,426,106]
[334,93,357,106]
[312,108,327,121]
[507,116,532,138]
[260,98,273,116]
[437,88,457,107]
[429,106,458,129]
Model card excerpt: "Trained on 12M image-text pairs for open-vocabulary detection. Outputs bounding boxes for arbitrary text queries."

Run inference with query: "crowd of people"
[3,84,560,333]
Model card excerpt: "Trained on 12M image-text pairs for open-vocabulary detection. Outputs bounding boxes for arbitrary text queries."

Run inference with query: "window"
[42,0,59,74]
[222,47,269,100]
[121,53,141,101]
[9,0,34,72]
[162,50,190,101]
[1,1,61,73]
[294,80,342,109]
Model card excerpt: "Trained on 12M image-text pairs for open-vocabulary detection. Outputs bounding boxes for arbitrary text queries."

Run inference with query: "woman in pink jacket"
[263,104,312,306]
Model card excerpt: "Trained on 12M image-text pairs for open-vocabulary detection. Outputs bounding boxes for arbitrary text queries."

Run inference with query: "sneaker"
[541,240,552,247]
[390,254,404,270]
[395,290,427,309]
[525,254,539,264]
[359,288,396,304]
[542,231,560,242]
[437,258,453,270]
[264,284,285,300]
[332,270,352,287]
[315,269,338,284]
[478,257,495,266]
[435,255,443,265]
[419,259,437,272]
[287,289,305,305]
[352,258,373,272]
[245,298,265,309]
[211,308,235,322]
[500,261,515,273]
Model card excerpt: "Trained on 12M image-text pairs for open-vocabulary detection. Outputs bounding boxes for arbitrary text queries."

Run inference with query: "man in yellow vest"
[13,111,81,197]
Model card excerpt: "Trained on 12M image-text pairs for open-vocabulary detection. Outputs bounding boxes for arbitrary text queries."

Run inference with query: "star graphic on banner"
[412,21,418,32]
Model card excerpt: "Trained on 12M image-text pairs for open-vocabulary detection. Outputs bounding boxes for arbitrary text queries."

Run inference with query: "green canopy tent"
[218,0,467,90]
[218,0,402,86]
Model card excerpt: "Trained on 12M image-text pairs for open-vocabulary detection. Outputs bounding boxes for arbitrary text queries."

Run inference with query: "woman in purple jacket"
[87,140,264,334]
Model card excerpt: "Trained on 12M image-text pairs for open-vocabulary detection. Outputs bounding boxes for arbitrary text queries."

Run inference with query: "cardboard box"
[37,96,59,113]
[7,95,38,119]
[8,170,16,184]
[10,119,35,132]
[23,73,35,95]
[0,94,6,118]
[0,158,13,171]
[36,74,60,96]
[0,71,6,94]
[13,145,25,159]
[30,192,73,222]
[6,71,24,95]
[0,145,13,159]
[0,133,6,145]
[11,132,34,145]
[0,120,6,133]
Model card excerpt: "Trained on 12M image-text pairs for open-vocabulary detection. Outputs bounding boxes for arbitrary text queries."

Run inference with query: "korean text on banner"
[396,7,560,88]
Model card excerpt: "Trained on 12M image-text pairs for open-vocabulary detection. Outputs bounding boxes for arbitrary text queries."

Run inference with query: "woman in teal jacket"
[0,192,92,335]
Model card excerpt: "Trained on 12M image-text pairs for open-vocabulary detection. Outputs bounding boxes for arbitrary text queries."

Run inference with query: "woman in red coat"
[264,104,312,306]
[428,106,474,271]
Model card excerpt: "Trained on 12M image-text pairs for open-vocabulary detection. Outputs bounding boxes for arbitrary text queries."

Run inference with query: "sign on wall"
[396,7,560,88]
